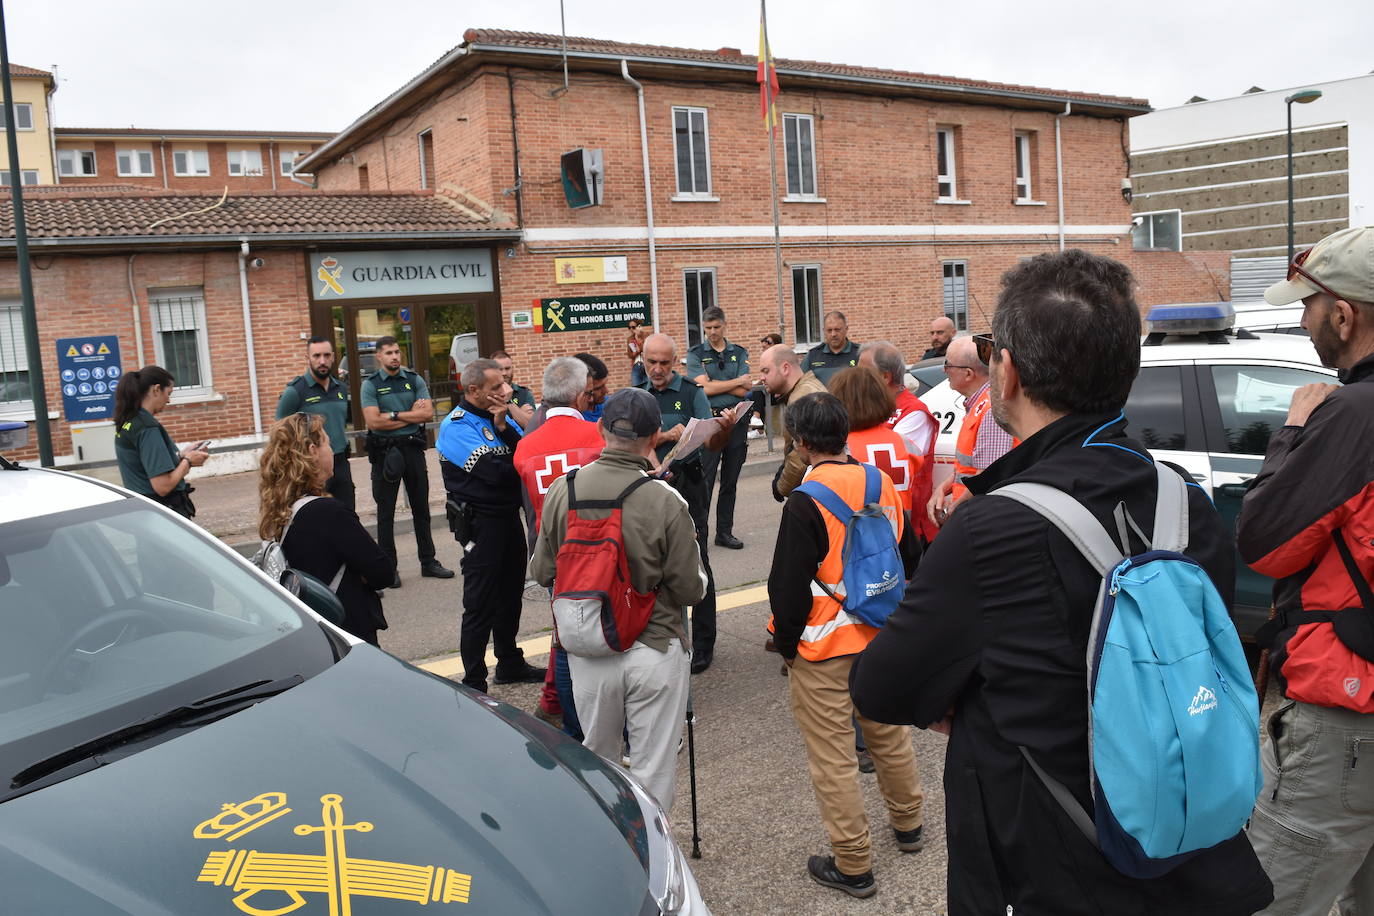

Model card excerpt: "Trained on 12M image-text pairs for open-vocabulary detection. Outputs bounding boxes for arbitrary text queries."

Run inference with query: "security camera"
[249,257,265,270]
[1121,178,1134,205]
[1131,216,1144,228]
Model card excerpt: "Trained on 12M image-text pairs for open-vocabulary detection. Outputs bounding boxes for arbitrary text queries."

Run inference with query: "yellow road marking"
[415,584,770,679]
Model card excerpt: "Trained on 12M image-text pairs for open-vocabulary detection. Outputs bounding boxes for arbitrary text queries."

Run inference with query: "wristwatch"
[389,411,399,421]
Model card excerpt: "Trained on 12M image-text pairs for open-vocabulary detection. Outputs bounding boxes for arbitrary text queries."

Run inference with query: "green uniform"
[276,374,351,454]
[361,367,430,438]
[114,408,185,497]
[802,339,861,387]
[509,383,535,410]
[639,372,711,463]
[686,340,750,411]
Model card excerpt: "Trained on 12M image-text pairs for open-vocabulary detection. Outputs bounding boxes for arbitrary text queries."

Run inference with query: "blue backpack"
[995,463,1263,878]
[796,463,905,628]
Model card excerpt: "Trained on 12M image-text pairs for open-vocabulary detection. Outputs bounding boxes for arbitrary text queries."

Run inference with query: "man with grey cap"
[529,387,707,812]
[1236,225,1374,916]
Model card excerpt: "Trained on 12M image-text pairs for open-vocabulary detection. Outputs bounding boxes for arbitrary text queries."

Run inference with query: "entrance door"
[417,302,478,418]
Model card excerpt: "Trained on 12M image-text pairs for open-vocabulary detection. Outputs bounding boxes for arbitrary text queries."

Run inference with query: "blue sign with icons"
[56,335,122,421]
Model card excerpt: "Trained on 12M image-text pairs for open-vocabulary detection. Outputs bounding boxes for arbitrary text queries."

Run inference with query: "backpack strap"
[1150,462,1189,554]
[566,467,656,510]
[796,479,856,527]
[282,495,320,543]
[1018,746,1099,848]
[862,462,881,505]
[993,483,1124,577]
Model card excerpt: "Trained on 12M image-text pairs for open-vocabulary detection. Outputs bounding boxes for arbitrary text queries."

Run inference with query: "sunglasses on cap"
[972,333,996,365]
[1288,247,1342,300]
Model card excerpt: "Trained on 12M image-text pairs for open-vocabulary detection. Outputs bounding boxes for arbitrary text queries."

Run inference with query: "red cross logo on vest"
[861,442,909,491]
[536,454,578,494]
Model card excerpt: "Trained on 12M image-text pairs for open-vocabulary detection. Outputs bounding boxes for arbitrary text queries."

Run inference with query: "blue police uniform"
[686,339,751,545]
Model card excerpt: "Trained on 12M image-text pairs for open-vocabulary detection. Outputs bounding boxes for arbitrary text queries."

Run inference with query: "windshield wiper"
[8,674,304,794]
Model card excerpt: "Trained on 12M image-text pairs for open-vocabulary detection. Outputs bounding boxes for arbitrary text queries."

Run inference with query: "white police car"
[919,303,1336,640]
[0,436,708,915]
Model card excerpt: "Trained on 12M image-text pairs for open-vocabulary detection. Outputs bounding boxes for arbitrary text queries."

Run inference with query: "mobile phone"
[195,440,211,450]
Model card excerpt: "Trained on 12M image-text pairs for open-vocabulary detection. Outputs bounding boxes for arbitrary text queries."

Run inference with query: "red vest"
[513,410,605,529]
[889,388,938,540]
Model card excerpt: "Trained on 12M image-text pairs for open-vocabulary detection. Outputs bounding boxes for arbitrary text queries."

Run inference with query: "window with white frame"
[1014,132,1033,201]
[149,287,212,394]
[57,149,96,177]
[0,300,32,413]
[1132,210,1182,251]
[792,264,823,343]
[0,103,33,131]
[672,107,712,197]
[279,150,309,176]
[683,268,717,348]
[942,261,969,331]
[936,127,958,200]
[1,170,39,187]
[173,149,210,176]
[783,113,818,198]
[117,148,155,177]
[227,148,264,176]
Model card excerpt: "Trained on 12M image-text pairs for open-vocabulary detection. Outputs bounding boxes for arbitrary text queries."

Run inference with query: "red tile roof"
[55,127,334,140]
[5,64,51,79]
[0,189,516,244]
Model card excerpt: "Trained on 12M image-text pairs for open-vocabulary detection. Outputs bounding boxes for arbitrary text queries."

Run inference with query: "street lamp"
[1285,89,1323,263]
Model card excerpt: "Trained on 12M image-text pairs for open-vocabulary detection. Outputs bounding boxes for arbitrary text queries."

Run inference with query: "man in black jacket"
[851,250,1273,915]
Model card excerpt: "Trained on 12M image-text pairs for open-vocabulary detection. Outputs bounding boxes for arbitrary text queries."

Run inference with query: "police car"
[0,437,707,915]
[919,303,1336,641]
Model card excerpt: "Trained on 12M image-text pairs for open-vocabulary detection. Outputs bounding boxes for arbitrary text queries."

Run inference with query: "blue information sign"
[57,335,122,421]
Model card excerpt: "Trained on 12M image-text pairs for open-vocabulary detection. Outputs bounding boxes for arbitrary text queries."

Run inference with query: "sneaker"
[857,747,876,774]
[806,855,875,899]
[492,663,547,685]
[893,825,924,853]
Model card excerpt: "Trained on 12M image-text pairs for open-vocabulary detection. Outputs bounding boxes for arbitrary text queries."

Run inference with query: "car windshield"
[0,498,337,791]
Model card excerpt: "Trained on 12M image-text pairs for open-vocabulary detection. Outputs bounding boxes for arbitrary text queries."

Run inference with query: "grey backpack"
[251,497,344,591]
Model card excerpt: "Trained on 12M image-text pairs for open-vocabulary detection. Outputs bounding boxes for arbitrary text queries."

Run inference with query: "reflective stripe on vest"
[952,387,991,500]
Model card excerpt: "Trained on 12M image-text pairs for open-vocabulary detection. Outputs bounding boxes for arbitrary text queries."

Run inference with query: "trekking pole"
[685,688,702,858]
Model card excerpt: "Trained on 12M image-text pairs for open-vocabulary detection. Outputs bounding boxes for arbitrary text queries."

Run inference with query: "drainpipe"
[237,240,263,437]
[269,139,277,190]
[1055,101,1071,251]
[620,60,659,330]
[127,254,146,365]
[46,65,59,185]
[158,138,168,189]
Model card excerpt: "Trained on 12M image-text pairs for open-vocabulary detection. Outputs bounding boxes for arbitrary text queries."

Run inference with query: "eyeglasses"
[972,333,996,365]
[943,361,975,372]
[1288,247,1342,300]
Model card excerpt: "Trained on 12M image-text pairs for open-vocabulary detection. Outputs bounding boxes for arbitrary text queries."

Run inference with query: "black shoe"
[421,562,455,579]
[492,663,547,685]
[387,574,402,589]
[857,747,876,774]
[714,533,744,549]
[460,678,487,694]
[893,825,923,853]
[690,653,712,675]
[807,855,875,899]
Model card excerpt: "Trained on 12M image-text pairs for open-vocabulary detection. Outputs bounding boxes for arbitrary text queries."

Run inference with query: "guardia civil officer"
[275,335,355,511]
[639,333,719,674]
[687,306,751,550]
[361,336,454,587]
[437,357,546,693]
[491,349,535,430]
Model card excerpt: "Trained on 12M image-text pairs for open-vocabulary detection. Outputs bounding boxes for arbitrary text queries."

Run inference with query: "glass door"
[419,302,478,418]
[338,306,415,428]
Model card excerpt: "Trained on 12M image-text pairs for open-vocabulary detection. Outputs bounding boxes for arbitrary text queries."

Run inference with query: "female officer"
[113,366,207,517]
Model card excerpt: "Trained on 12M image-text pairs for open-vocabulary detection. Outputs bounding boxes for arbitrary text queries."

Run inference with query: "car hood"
[0,648,654,915]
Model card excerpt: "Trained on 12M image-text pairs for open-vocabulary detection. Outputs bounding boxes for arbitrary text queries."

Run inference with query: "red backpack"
[551,469,659,656]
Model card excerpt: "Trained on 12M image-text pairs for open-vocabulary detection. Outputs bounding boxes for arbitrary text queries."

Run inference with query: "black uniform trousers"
[459,508,529,690]
[368,440,436,565]
[327,451,356,512]
[700,411,749,538]
[671,461,717,659]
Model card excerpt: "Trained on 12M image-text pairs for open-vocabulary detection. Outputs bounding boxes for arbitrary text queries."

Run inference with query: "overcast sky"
[10,0,1373,133]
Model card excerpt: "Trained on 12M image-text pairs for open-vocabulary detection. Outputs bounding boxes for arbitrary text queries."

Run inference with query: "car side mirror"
[279,568,347,628]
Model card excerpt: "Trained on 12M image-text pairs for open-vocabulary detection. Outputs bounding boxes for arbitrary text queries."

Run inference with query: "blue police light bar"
[0,420,28,451]
[1145,301,1236,336]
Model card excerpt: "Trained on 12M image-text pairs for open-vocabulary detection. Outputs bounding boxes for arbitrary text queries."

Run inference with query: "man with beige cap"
[1236,226,1374,916]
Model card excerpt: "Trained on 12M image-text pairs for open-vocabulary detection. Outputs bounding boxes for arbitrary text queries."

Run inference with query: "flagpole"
[761,0,785,339]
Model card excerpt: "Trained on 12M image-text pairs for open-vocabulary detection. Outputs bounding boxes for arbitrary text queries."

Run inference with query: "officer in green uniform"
[803,309,861,387]
[112,365,208,518]
[686,306,751,551]
[639,333,718,674]
[361,335,454,586]
[275,335,355,511]
[491,349,535,430]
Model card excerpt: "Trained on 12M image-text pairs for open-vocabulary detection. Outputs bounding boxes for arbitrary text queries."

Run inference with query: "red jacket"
[1238,353,1374,711]
[512,408,605,529]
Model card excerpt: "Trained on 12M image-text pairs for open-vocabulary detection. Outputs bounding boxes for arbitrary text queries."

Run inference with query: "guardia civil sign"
[310,249,493,300]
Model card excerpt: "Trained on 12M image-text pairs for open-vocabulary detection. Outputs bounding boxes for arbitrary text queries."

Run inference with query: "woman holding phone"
[113,365,208,518]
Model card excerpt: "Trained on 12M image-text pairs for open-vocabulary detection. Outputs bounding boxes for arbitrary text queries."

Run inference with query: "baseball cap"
[602,387,661,438]
[1265,226,1374,305]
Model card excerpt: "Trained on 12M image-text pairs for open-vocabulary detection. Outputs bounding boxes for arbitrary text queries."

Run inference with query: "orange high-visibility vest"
[952,386,992,501]
[848,425,916,517]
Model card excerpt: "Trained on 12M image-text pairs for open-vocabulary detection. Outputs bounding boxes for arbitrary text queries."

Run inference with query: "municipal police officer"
[639,332,719,674]
[491,349,535,430]
[361,335,454,587]
[276,335,355,511]
[437,357,546,693]
[687,306,751,550]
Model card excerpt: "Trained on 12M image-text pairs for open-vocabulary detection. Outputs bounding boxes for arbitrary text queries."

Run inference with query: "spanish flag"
[757,10,779,134]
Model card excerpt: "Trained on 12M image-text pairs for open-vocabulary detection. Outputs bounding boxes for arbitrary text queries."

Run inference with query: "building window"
[672,107,712,197]
[173,149,210,176]
[1132,210,1182,251]
[2,170,39,187]
[57,149,97,177]
[683,268,717,349]
[357,164,370,191]
[792,264,823,344]
[0,300,31,413]
[149,287,212,394]
[227,149,263,176]
[418,130,436,189]
[279,150,309,176]
[936,127,958,200]
[0,103,33,131]
[1014,132,1033,201]
[942,261,969,331]
[117,148,155,177]
[783,113,818,198]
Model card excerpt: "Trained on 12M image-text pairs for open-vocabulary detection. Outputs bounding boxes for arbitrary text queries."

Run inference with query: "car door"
[1124,362,1209,485]
[1197,360,1339,634]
